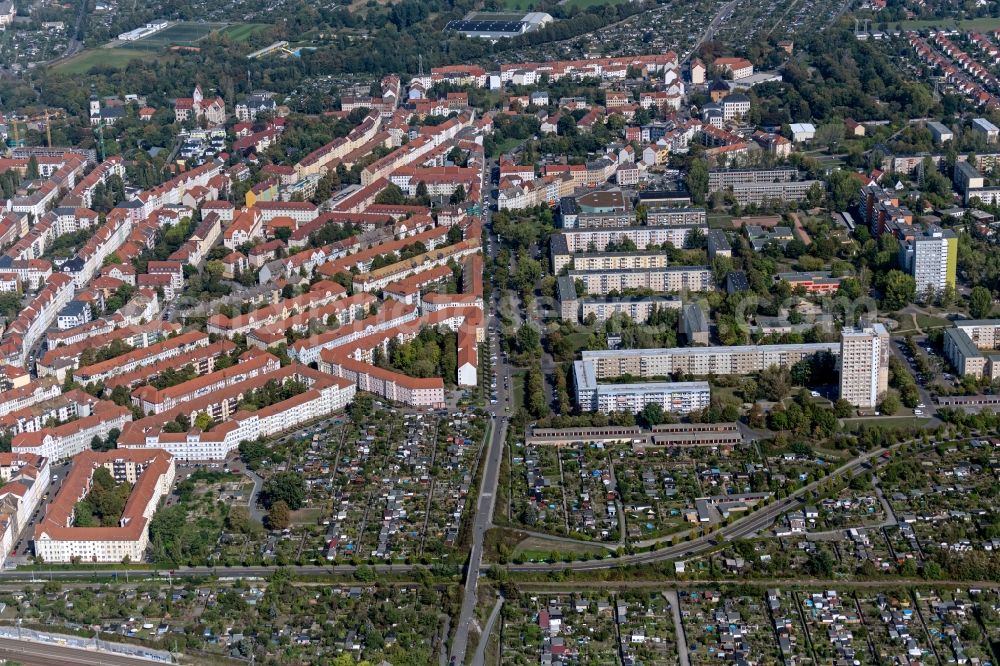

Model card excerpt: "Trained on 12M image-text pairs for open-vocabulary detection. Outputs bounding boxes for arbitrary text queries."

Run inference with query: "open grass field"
[467,11,527,20]
[898,17,1000,30]
[842,416,932,432]
[706,212,735,229]
[54,48,159,74]
[483,527,609,563]
[219,23,271,42]
[513,536,609,560]
[563,0,628,8]
[496,0,540,11]
[54,21,266,72]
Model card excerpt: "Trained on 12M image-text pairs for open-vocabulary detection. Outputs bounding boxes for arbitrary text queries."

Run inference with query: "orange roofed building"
[33,448,174,563]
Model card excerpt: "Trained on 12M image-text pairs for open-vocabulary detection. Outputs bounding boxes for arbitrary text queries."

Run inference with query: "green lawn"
[511,370,526,412]
[468,11,527,20]
[54,48,159,74]
[563,0,628,8]
[565,332,591,355]
[897,17,1000,30]
[497,0,540,11]
[842,416,932,432]
[914,313,952,330]
[513,536,609,559]
[220,23,272,42]
[707,212,734,229]
[490,137,523,158]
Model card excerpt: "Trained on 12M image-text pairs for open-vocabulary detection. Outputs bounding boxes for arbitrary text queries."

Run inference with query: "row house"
[74,330,210,385]
[103,339,236,391]
[66,156,125,209]
[351,238,480,293]
[0,214,26,251]
[11,181,59,219]
[908,33,1000,109]
[60,209,133,288]
[0,380,62,419]
[32,448,173,562]
[319,306,482,404]
[130,160,225,219]
[639,90,683,112]
[0,273,74,366]
[317,225,450,278]
[290,300,419,365]
[498,53,679,84]
[295,111,382,178]
[37,321,179,380]
[427,65,488,88]
[0,389,102,434]
[169,211,223,266]
[384,264,452,306]
[0,453,48,569]
[206,279,348,337]
[253,200,318,226]
[132,351,281,414]
[52,207,100,235]
[246,292,377,349]
[0,257,50,290]
[389,166,480,197]
[497,173,575,210]
[118,365,355,461]
[13,401,131,462]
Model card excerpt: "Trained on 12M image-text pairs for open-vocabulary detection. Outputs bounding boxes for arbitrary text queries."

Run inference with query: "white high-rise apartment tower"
[839,323,890,409]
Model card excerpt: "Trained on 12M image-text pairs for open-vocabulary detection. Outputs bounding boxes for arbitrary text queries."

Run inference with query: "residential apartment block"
[944,320,1000,379]
[33,449,175,563]
[557,275,683,322]
[568,266,714,295]
[707,169,821,205]
[838,324,889,409]
[898,225,957,295]
[0,453,49,569]
[574,359,710,414]
[580,343,840,379]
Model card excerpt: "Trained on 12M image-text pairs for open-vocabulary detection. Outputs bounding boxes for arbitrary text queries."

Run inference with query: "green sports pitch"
[116,22,228,50]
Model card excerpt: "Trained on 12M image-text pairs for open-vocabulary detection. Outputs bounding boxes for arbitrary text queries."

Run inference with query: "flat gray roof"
[581,342,839,359]
[569,265,710,276]
[945,327,983,360]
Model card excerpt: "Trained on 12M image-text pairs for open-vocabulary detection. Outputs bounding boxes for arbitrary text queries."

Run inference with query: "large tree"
[970,286,993,319]
[261,471,306,510]
[685,158,709,204]
[880,270,916,311]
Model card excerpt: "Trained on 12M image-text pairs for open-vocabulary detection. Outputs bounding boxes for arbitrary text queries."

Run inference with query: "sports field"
[219,23,271,41]
[53,21,270,72]
[118,22,227,50]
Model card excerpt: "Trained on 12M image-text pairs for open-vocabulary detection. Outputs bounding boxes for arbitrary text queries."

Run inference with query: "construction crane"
[45,109,52,148]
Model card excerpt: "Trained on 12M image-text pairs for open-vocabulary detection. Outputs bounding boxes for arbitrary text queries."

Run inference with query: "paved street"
[663,590,690,666]
[471,595,504,666]
[451,207,513,665]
